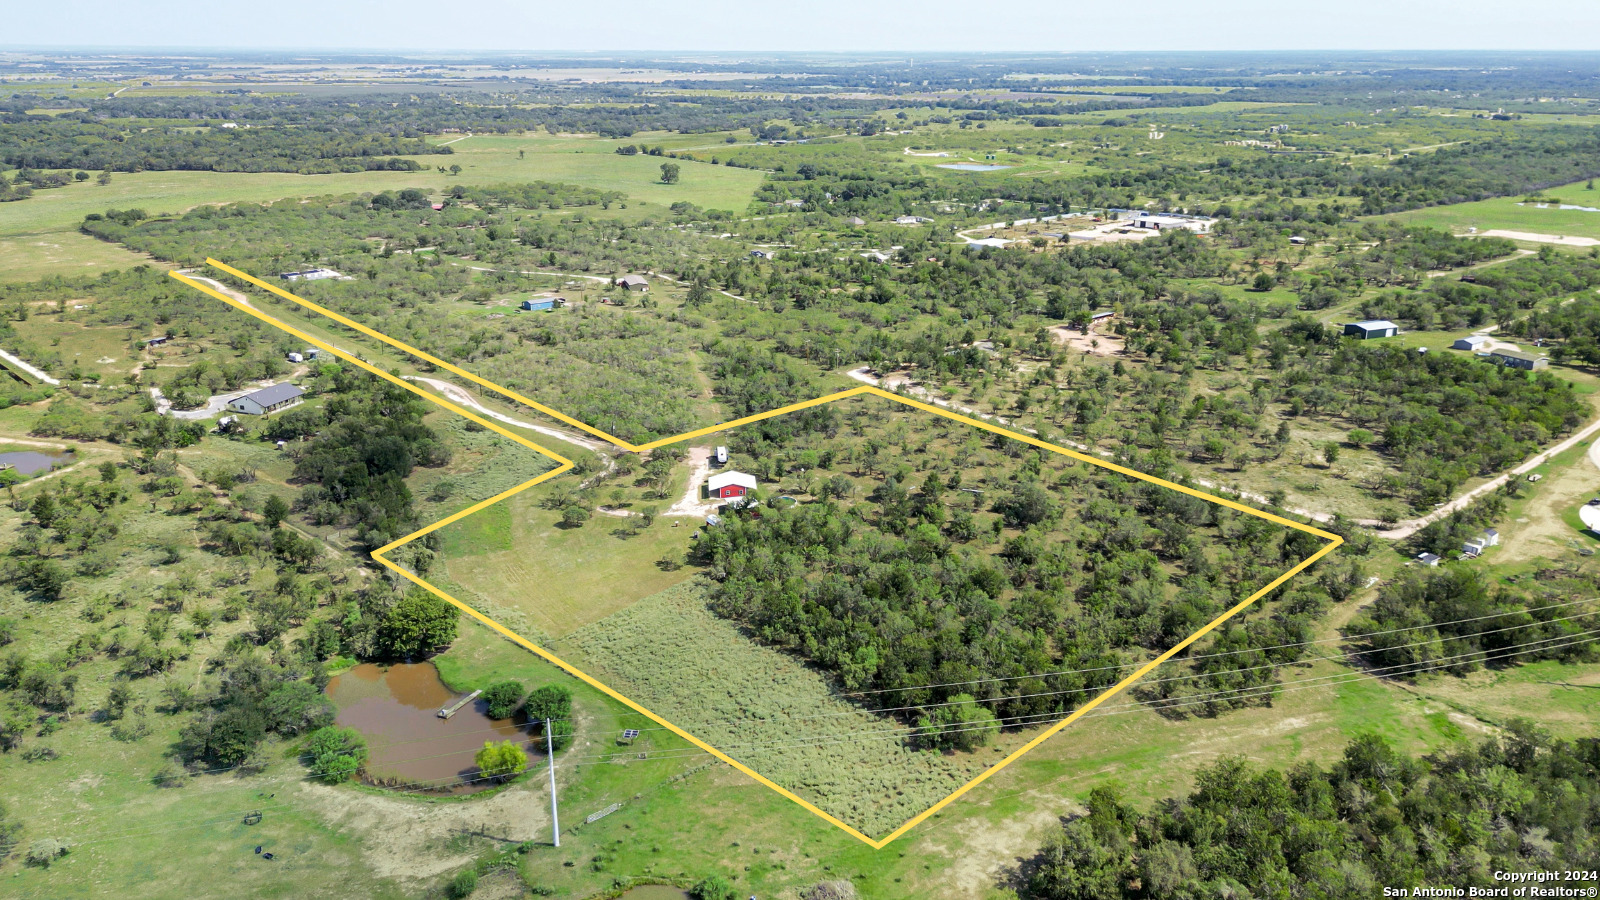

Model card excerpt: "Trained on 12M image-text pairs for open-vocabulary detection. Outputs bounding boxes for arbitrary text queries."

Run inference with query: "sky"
[7,0,1600,52]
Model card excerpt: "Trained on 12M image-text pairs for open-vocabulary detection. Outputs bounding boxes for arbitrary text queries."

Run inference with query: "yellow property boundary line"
[171,259,1342,849]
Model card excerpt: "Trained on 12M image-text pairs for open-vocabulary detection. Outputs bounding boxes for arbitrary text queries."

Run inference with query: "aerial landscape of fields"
[0,18,1598,900]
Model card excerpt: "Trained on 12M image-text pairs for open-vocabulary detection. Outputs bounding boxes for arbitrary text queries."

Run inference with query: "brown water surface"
[326,662,534,792]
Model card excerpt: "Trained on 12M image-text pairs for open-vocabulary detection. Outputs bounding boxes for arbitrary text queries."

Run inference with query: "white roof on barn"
[707,471,757,491]
[1352,320,1398,330]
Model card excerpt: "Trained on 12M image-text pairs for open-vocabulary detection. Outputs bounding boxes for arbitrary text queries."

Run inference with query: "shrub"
[304,725,368,783]
[691,874,737,900]
[447,868,478,898]
[524,684,571,723]
[481,681,525,719]
[474,740,527,782]
[25,837,66,867]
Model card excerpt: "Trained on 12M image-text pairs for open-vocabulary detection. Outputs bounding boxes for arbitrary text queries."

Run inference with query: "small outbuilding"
[1344,320,1399,340]
[1415,552,1442,567]
[707,471,756,500]
[714,446,728,465]
[618,275,650,292]
[227,383,304,416]
[145,335,172,348]
[1452,335,1491,351]
[520,296,566,312]
[1463,529,1500,556]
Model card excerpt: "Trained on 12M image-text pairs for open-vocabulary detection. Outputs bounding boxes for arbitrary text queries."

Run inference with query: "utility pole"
[546,719,560,848]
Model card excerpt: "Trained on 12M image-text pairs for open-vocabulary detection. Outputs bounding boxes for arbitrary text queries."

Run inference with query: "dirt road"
[845,366,1600,540]
[403,376,607,452]
[664,446,718,518]
[1480,230,1600,247]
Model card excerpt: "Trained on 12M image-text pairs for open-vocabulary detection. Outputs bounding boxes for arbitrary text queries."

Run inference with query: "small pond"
[0,450,74,476]
[326,662,535,793]
[937,163,1011,172]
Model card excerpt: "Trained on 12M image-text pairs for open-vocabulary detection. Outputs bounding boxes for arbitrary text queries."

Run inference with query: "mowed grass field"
[0,130,768,281]
[437,475,699,638]
[1385,179,1600,241]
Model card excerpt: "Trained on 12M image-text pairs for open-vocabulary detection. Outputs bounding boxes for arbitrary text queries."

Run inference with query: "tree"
[559,505,590,528]
[304,725,368,783]
[262,494,289,529]
[660,162,681,184]
[686,276,712,307]
[14,558,66,602]
[1347,428,1374,449]
[448,164,462,176]
[378,589,458,658]
[1323,441,1341,466]
[915,694,1000,751]
[1026,818,1131,900]
[474,740,527,781]
[481,681,525,719]
[1252,272,1278,292]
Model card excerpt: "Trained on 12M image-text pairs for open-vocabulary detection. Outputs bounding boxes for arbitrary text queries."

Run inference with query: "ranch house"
[707,471,756,500]
[618,275,650,292]
[228,383,304,416]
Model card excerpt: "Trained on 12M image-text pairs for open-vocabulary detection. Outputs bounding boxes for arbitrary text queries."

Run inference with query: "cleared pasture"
[0,131,767,279]
[1385,180,1600,241]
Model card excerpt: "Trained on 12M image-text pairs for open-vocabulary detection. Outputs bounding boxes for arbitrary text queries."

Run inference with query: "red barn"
[707,471,756,500]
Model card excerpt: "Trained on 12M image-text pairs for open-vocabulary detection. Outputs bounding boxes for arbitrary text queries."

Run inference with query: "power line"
[104,602,1598,789]
[47,628,1600,840]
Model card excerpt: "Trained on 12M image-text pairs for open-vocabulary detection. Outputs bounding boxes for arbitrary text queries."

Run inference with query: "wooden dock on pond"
[437,689,481,719]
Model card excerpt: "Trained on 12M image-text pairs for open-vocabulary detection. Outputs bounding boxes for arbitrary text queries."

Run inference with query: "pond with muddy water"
[326,662,536,793]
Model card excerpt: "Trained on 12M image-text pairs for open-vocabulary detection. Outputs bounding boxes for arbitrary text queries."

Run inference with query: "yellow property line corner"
[170,261,1342,849]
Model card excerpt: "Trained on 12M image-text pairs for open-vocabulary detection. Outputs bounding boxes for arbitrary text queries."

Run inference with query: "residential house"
[618,275,649,292]
[227,383,304,416]
[280,268,343,282]
[1416,552,1442,567]
[707,471,756,500]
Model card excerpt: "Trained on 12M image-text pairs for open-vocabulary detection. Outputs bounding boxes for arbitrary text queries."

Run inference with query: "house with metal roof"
[1487,349,1550,371]
[227,383,304,416]
[706,471,757,500]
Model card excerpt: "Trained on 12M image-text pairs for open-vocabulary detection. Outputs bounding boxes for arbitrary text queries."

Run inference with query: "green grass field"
[0,131,768,281]
[437,476,698,638]
[1385,180,1600,241]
